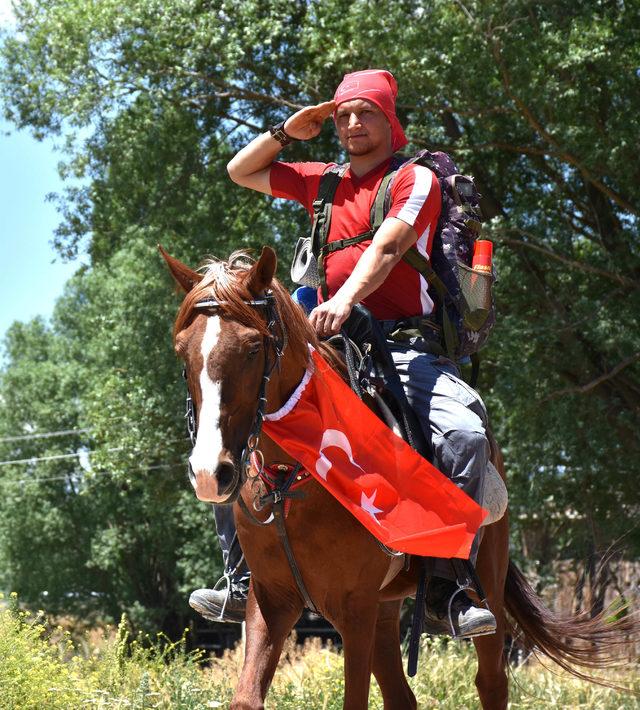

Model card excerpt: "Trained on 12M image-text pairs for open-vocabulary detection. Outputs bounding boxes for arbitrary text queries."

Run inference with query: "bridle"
[183,288,322,614]
[183,291,288,493]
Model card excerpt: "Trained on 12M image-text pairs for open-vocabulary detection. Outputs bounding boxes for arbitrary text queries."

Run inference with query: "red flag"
[263,349,486,558]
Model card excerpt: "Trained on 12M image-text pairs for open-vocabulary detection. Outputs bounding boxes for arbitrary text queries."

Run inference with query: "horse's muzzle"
[188,455,240,504]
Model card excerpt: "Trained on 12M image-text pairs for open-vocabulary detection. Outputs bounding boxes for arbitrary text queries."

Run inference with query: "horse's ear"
[158,244,203,293]
[246,246,277,295]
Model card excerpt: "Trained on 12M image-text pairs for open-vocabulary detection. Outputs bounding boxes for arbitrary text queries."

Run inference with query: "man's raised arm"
[226,101,335,195]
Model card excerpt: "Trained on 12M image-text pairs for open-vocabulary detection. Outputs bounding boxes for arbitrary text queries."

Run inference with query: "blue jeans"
[388,344,490,580]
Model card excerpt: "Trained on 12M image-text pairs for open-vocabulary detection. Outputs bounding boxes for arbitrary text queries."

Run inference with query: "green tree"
[0,242,220,634]
[1,0,638,627]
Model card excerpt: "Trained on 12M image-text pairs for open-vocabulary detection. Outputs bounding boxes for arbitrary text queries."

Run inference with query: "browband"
[194,296,271,310]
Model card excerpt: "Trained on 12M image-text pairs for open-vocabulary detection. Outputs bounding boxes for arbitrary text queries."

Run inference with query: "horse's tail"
[504,559,636,684]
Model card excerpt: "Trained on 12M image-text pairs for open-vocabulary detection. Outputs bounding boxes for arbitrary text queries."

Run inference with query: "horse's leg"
[473,615,508,710]
[472,515,510,710]
[331,596,380,710]
[231,582,303,710]
[372,599,417,710]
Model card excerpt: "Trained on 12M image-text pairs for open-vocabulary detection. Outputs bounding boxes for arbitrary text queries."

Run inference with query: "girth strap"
[407,557,430,677]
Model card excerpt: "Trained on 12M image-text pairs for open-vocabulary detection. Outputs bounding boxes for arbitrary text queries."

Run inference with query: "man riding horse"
[190,69,497,638]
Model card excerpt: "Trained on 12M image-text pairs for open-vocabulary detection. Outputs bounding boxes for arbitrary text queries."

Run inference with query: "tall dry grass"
[1,594,638,709]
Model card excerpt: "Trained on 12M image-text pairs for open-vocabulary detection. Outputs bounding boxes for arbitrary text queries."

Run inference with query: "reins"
[236,460,319,614]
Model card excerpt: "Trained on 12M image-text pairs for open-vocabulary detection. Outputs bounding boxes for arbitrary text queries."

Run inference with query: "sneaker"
[189,586,247,624]
[423,577,496,639]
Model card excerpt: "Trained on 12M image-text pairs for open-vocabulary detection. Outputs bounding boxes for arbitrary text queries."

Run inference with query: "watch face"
[271,125,290,145]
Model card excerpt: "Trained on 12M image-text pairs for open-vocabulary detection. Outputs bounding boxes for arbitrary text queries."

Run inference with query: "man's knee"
[433,429,489,499]
[441,428,489,461]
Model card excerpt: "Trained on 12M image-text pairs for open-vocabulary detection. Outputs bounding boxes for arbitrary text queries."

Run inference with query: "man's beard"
[346,136,376,156]
[347,145,373,156]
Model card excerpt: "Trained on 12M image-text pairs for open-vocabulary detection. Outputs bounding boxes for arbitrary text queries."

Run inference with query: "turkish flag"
[263,349,486,559]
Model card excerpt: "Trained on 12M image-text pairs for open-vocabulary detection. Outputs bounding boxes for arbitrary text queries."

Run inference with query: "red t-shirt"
[270,158,441,320]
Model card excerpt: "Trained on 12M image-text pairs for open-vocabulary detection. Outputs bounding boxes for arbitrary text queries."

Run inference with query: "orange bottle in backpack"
[472,240,493,274]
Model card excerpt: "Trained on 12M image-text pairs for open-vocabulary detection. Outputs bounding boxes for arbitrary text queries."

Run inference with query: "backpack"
[295,150,495,360]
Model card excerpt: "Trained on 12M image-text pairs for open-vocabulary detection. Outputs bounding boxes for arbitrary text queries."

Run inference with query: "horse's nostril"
[216,461,237,494]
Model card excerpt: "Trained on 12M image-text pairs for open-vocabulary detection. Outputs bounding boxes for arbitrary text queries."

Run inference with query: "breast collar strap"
[252,459,312,518]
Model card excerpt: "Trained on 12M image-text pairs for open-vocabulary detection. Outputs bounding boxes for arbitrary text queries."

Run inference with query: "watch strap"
[269,120,294,146]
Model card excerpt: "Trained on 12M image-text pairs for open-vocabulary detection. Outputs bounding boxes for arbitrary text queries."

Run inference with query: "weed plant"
[1,594,638,709]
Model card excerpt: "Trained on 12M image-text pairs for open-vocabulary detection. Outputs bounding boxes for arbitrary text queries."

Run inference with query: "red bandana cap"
[333,69,408,152]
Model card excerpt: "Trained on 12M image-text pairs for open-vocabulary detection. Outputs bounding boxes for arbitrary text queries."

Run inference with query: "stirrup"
[446,581,495,640]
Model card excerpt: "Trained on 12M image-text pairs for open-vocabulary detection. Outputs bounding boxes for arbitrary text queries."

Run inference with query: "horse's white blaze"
[189,316,224,479]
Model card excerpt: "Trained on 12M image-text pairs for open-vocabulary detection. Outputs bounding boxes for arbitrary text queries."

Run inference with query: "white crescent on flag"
[315,428,365,481]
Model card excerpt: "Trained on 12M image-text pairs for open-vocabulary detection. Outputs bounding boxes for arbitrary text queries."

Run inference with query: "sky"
[0,1,83,345]
[0,119,81,341]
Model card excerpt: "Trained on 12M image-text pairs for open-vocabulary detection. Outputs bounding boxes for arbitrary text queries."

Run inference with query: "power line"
[0,461,187,487]
[0,427,90,443]
[0,447,122,467]
[0,438,190,467]
[0,411,186,444]
[0,451,87,466]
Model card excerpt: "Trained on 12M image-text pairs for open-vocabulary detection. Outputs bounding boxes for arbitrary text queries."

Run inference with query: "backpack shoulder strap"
[311,164,348,299]
[310,164,348,255]
[370,153,412,231]
[371,150,459,230]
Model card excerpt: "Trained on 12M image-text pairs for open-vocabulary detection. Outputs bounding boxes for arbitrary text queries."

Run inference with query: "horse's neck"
[255,343,308,461]
[269,339,346,408]
[266,344,308,416]
[318,341,348,380]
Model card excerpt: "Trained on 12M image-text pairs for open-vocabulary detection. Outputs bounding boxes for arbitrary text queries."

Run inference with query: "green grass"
[1,595,638,709]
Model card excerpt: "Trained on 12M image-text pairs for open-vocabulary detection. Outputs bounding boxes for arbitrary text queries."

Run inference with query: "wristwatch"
[269,120,295,146]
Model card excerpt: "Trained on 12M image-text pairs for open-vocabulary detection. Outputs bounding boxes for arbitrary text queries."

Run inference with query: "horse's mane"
[173,250,341,370]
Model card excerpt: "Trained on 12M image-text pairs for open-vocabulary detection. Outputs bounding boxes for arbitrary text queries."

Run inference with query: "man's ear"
[245,246,277,295]
[158,245,203,293]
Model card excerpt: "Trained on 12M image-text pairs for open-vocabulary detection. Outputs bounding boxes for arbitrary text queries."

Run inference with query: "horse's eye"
[247,344,261,359]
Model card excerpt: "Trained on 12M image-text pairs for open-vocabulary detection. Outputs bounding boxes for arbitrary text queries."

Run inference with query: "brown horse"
[162,245,633,710]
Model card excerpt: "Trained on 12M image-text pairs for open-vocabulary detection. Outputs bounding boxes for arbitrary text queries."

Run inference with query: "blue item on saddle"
[292,286,318,314]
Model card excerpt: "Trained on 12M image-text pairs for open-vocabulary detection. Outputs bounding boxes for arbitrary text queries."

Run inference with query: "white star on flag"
[360,490,383,524]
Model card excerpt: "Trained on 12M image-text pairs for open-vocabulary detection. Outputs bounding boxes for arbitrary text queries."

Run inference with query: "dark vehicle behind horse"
[162,245,635,710]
